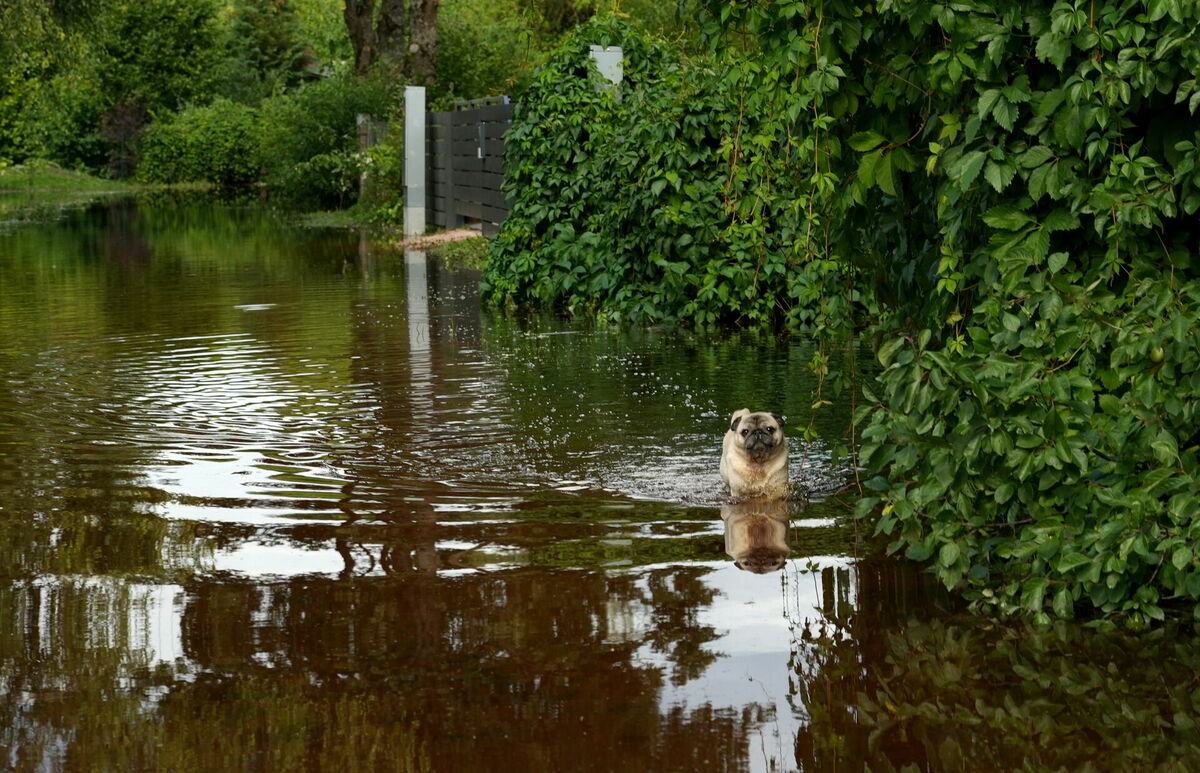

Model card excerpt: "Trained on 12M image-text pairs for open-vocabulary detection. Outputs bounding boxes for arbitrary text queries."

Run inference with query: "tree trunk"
[343,0,376,76]
[376,0,408,69]
[407,0,439,85]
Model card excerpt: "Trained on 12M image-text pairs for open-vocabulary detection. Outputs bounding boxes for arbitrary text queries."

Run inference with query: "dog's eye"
[766,427,775,433]
[741,429,749,436]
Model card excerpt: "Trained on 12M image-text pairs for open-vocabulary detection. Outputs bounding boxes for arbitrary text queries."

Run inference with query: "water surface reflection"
[1,199,1197,771]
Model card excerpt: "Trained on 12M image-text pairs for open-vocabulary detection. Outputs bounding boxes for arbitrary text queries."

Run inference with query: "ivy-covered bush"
[483,16,851,328]
[710,0,1200,625]
[486,19,719,322]
[493,4,1200,624]
[137,98,262,187]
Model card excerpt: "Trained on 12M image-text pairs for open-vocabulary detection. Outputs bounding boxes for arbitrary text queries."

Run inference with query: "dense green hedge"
[484,19,733,323]
[813,0,1200,627]
[138,99,261,187]
[487,4,1200,625]
[257,72,391,206]
[135,73,390,205]
[483,16,851,331]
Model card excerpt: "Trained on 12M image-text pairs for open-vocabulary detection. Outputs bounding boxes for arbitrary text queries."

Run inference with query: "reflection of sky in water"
[643,558,855,773]
[212,542,348,576]
[33,556,850,773]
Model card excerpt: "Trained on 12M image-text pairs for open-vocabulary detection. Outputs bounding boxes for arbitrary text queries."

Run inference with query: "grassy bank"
[0,161,136,193]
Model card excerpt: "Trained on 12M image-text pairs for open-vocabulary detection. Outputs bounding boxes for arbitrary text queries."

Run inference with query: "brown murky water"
[1,197,1198,771]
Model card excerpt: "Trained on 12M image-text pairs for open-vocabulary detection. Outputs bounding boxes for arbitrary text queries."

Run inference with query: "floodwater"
[1,198,1198,772]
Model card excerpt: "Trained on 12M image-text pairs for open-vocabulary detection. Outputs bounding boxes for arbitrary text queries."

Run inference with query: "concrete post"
[404,86,426,238]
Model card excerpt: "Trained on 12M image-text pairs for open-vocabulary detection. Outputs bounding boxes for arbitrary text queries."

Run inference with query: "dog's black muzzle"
[744,430,777,462]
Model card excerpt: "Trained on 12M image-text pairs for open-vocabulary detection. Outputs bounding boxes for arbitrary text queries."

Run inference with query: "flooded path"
[1,198,1196,771]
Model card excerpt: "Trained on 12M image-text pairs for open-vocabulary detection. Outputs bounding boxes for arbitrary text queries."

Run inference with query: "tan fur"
[720,408,788,500]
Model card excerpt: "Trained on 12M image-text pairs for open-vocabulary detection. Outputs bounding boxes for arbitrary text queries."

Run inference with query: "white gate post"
[404,86,427,238]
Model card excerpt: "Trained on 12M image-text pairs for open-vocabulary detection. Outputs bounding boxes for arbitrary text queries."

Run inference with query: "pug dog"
[720,408,788,500]
[721,499,790,573]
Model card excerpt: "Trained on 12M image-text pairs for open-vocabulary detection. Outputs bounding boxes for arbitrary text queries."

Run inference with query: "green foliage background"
[0,0,598,205]
[484,16,852,333]
[487,3,1200,624]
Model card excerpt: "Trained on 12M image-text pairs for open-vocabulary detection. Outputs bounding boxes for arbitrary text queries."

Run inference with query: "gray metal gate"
[426,96,513,237]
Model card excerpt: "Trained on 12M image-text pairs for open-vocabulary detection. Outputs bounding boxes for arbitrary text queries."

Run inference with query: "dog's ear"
[771,413,785,428]
[730,408,750,432]
[730,416,743,432]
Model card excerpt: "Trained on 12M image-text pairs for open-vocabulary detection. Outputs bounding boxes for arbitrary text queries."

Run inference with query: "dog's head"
[729,410,786,463]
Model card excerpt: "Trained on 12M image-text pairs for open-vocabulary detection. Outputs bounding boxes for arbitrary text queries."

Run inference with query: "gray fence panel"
[426,98,513,235]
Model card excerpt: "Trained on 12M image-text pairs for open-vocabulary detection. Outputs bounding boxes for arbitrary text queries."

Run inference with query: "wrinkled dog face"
[730,412,785,463]
[721,408,789,500]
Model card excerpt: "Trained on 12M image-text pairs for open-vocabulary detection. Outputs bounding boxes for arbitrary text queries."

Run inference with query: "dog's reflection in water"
[721,499,792,573]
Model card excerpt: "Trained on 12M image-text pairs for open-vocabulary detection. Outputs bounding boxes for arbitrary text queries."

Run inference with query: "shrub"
[434,0,539,105]
[258,71,390,206]
[100,0,222,114]
[483,17,757,325]
[137,98,262,187]
[822,0,1200,626]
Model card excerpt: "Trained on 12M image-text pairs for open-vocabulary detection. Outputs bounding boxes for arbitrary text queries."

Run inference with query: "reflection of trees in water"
[330,505,726,687]
[789,560,1200,770]
[174,565,744,770]
[0,558,751,770]
[0,580,180,770]
[642,570,721,685]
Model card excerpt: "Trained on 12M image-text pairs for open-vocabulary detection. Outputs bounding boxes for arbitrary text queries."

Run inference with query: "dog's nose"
[748,431,773,447]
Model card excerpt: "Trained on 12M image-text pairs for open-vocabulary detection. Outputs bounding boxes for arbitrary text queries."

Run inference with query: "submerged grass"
[427,236,489,270]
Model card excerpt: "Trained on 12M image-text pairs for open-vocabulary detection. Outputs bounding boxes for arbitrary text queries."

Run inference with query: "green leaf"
[976,88,1001,119]
[984,160,1016,192]
[864,476,890,492]
[877,152,898,195]
[1018,146,1055,168]
[1021,578,1049,612]
[857,150,881,187]
[906,541,933,561]
[1051,587,1074,618]
[939,541,961,568]
[1152,434,1179,464]
[1035,32,1071,70]
[949,150,986,190]
[992,97,1018,130]
[1057,553,1091,573]
[848,130,887,152]
[877,337,906,367]
[1047,252,1069,272]
[1028,161,1058,200]
[983,204,1035,230]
